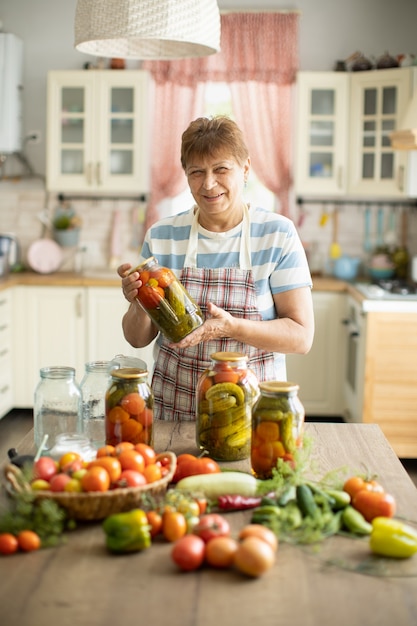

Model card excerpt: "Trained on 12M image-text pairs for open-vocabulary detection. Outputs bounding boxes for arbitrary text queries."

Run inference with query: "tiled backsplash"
[1,180,416,277]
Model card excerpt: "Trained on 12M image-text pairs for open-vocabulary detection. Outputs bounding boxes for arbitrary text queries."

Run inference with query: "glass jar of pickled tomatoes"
[196,352,259,462]
[251,381,305,479]
[130,256,204,343]
[105,368,154,447]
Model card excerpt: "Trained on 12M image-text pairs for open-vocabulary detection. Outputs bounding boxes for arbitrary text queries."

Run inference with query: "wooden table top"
[1,421,417,626]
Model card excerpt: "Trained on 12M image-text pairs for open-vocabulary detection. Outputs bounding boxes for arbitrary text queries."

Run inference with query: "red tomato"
[171,535,206,571]
[33,456,58,482]
[17,530,41,552]
[233,536,275,578]
[137,285,164,309]
[134,443,156,465]
[50,473,72,492]
[162,511,188,543]
[117,469,147,488]
[352,489,396,522]
[121,392,146,415]
[0,533,19,555]
[81,466,111,492]
[146,511,163,538]
[205,536,238,568]
[153,267,175,288]
[213,366,240,385]
[343,476,384,499]
[172,454,221,483]
[194,514,230,543]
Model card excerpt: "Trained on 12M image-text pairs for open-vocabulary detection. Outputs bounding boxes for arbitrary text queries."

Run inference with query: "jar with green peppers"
[130,256,204,343]
[251,381,305,479]
[105,368,154,447]
[196,352,259,462]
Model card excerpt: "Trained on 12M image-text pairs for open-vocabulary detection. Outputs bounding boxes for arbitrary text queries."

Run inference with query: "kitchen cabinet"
[46,70,152,194]
[296,67,416,198]
[0,290,13,419]
[286,292,346,416]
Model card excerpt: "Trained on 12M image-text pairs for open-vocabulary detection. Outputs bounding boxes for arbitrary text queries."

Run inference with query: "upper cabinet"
[46,70,153,194]
[295,67,417,198]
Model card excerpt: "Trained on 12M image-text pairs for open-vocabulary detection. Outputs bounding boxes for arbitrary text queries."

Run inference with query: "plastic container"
[130,256,204,343]
[105,368,154,447]
[80,361,111,449]
[48,433,96,462]
[251,381,305,479]
[34,366,82,451]
[196,352,259,461]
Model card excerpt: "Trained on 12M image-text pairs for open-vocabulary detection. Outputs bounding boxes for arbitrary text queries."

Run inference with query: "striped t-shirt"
[139,205,312,322]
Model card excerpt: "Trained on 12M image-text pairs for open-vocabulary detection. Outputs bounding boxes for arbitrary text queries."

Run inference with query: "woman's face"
[185,150,250,226]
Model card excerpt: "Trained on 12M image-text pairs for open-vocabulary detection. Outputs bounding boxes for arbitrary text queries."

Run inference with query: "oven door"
[343,297,366,422]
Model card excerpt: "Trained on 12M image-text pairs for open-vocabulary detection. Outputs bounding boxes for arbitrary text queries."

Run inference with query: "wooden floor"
[1,409,417,487]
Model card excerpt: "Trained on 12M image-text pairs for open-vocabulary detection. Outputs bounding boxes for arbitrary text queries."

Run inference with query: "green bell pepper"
[102,509,151,554]
[369,516,417,559]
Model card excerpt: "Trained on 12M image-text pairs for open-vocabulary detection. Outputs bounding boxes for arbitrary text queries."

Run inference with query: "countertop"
[1,421,417,626]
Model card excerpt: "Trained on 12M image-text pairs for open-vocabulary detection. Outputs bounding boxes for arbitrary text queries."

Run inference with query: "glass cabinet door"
[109,87,135,176]
[60,87,86,177]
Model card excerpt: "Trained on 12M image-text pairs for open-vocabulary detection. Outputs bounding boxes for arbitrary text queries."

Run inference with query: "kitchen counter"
[1,421,417,626]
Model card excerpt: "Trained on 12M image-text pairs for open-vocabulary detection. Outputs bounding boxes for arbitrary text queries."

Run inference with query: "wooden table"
[1,422,417,626]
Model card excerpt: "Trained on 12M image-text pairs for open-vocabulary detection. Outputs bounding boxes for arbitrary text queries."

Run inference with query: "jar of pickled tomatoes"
[105,368,154,447]
[196,352,259,462]
[130,256,204,343]
[251,381,304,479]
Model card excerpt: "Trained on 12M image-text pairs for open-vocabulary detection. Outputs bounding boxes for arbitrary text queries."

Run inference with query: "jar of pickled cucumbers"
[196,352,259,462]
[105,368,154,447]
[251,381,304,479]
[130,256,204,343]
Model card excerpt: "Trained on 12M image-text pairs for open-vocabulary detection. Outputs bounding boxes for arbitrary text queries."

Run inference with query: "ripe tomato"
[50,473,72,492]
[107,406,130,425]
[162,511,187,542]
[17,530,41,552]
[117,449,145,474]
[153,267,175,288]
[352,489,396,522]
[343,476,384,499]
[0,533,19,555]
[89,457,122,483]
[33,456,58,482]
[213,367,240,385]
[59,451,82,470]
[205,536,238,568]
[134,443,156,466]
[64,477,83,492]
[81,466,111,492]
[146,510,163,538]
[143,464,162,483]
[137,284,164,309]
[96,444,116,457]
[121,392,146,416]
[194,513,230,543]
[114,441,135,455]
[233,536,276,578]
[238,524,278,552]
[172,454,221,483]
[117,469,147,488]
[171,534,205,571]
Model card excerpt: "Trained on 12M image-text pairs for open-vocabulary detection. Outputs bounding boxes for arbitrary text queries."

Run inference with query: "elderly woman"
[118,116,314,421]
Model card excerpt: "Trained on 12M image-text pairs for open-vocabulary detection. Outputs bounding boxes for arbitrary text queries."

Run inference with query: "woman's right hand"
[118,263,142,303]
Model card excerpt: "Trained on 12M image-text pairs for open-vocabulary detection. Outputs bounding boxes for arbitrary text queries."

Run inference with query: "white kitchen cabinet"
[85,287,155,371]
[295,67,416,198]
[46,70,152,194]
[13,286,86,408]
[295,72,349,196]
[0,290,13,419]
[286,292,346,416]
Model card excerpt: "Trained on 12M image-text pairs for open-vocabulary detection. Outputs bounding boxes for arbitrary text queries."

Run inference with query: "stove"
[355,280,417,301]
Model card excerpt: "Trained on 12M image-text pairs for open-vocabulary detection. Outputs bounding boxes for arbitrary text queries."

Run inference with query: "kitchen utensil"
[329,209,341,259]
[27,239,64,274]
[391,207,410,279]
[319,204,329,227]
[333,255,361,281]
[363,206,372,253]
[384,205,397,248]
[0,234,21,277]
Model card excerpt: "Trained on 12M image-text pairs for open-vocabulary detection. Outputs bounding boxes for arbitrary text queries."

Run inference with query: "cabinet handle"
[75,293,83,318]
[96,162,102,186]
[0,384,10,394]
[398,165,404,192]
[0,348,8,357]
[86,162,93,185]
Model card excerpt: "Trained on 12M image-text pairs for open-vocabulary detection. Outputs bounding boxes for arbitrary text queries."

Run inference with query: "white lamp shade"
[74,0,221,60]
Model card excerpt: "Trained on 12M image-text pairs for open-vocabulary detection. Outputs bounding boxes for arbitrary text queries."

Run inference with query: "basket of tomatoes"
[3,444,177,522]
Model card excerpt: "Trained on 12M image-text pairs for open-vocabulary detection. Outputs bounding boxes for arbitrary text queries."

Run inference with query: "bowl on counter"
[333,255,361,281]
[367,266,396,280]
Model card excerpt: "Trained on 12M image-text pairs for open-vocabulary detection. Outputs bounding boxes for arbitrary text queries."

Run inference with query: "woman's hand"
[173,302,233,348]
[118,263,142,303]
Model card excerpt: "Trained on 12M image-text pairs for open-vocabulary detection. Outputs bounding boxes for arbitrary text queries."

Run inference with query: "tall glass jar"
[196,352,259,462]
[34,366,82,452]
[80,361,111,449]
[130,256,204,343]
[251,381,305,479]
[105,368,154,447]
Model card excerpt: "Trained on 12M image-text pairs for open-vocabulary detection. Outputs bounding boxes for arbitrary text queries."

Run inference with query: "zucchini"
[176,471,258,500]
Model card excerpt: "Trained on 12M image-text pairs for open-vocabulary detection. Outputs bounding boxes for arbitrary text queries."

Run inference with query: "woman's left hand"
[173,302,232,348]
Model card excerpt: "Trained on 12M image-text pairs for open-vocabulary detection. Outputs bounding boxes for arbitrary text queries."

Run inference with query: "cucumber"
[296,484,319,518]
[176,471,258,500]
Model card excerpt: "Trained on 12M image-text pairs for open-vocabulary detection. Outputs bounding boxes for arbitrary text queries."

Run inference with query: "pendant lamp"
[74,0,221,60]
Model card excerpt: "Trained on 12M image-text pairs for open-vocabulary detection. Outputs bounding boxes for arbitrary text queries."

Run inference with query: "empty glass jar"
[80,360,111,449]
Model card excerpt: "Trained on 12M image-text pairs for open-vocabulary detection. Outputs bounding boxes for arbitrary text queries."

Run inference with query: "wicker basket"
[3,451,176,521]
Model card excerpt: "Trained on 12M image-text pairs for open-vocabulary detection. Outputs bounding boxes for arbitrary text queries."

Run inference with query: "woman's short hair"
[181,116,249,169]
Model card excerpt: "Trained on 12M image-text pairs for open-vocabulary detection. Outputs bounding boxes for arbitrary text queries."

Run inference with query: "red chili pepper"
[217,495,263,511]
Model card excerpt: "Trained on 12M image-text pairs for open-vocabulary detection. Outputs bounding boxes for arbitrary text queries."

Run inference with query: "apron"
[152,205,277,421]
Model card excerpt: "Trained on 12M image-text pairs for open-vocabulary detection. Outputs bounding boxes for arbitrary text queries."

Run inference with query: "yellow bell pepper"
[369,516,417,559]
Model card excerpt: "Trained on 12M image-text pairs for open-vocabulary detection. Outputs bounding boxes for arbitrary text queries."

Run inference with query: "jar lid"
[210,351,248,362]
[128,256,157,275]
[110,367,148,379]
[259,381,300,395]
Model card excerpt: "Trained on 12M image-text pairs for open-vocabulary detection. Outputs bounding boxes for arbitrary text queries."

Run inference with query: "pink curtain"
[143,12,299,224]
